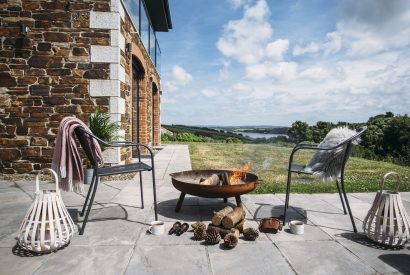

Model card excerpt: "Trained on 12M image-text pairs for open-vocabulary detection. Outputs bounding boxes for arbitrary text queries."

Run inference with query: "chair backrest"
[74,127,99,167]
[339,126,367,174]
[308,126,367,180]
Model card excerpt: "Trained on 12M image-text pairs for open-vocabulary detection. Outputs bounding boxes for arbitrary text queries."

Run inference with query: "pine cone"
[191,221,206,231]
[224,233,238,248]
[243,227,259,241]
[193,228,206,240]
[205,228,221,245]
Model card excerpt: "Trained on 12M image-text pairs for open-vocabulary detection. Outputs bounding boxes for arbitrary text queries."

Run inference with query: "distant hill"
[161,124,252,142]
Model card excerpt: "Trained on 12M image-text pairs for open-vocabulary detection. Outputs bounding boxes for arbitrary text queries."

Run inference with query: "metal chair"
[283,126,367,232]
[74,127,157,235]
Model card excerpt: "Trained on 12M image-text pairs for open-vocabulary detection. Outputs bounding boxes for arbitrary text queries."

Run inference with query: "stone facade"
[0,0,163,174]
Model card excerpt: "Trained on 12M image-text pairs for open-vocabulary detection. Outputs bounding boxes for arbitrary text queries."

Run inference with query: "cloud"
[164,65,193,92]
[266,39,289,61]
[201,88,218,97]
[218,60,231,80]
[293,32,341,56]
[245,61,298,81]
[227,0,248,9]
[217,0,273,64]
[293,0,410,58]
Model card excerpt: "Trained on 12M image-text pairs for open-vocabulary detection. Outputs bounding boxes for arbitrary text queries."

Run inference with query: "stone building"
[0,0,172,174]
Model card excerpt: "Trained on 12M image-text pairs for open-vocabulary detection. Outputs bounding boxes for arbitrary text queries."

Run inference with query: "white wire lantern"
[362,172,410,247]
[16,168,75,253]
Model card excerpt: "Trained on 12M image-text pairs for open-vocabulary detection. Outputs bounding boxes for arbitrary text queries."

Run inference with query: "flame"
[229,163,251,184]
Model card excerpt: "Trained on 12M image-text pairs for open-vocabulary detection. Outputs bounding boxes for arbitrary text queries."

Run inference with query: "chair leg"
[335,179,347,215]
[340,177,357,233]
[80,171,96,217]
[283,172,292,225]
[139,172,144,209]
[79,175,100,235]
[152,169,158,221]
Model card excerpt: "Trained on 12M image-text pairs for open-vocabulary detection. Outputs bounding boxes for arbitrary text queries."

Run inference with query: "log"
[234,219,245,233]
[199,174,220,185]
[218,172,230,185]
[207,224,240,238]
[211,206,234,226]
[222,207,246,229]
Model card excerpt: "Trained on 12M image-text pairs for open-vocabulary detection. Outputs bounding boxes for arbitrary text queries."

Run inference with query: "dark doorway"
[132,56,145,158]
[152,82,158,146]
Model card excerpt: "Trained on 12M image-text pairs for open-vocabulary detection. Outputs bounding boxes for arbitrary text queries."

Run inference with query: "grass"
[186,142,410,194]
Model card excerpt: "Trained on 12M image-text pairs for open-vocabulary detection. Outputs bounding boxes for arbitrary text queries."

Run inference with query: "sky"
[157,0,410,127]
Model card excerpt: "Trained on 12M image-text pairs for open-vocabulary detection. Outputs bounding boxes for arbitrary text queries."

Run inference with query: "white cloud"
[201,88,218,97]
[164,65,193,92]
[227,0,248,9]
[266,39,289,61]
[245,63,267,80]
[298,65,346,83]
[172,65,192,85]
[293,32,341,56]
[293,42,320,56]
[218,60,231,80]
[293,1,410,58]
[217,0,273,64]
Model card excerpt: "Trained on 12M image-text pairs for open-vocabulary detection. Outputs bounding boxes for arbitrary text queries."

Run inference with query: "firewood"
[207,224,240,238]
[199,174,220,185]
[234,219,245,233]
[211,206,234,226]
[222,206,246,229]
[218,172,230,185]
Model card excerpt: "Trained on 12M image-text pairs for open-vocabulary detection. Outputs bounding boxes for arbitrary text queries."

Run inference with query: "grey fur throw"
[305,127,360,181]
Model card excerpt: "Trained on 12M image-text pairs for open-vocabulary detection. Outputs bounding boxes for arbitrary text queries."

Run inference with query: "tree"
[287,121,312,143]
[311,121,333,143]
[383,115,410,164]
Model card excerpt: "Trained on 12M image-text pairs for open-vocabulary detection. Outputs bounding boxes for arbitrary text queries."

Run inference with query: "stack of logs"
[208,206,245,237]
[199,173,232,186]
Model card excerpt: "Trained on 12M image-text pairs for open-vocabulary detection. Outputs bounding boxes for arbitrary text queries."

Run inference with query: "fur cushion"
[304,127,360,181]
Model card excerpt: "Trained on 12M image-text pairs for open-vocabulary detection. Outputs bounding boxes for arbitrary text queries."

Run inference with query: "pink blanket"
[51,117,104,193]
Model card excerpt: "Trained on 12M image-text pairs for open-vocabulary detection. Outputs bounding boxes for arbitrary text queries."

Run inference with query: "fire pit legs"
[175,192,186,212]
[175,192,243,213]
[235,196,243,207]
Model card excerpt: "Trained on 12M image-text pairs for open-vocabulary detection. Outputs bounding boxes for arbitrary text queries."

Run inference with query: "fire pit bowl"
[170,169,258,212]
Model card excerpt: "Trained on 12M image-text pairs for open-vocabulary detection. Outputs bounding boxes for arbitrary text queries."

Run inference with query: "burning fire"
[229,163,251,184]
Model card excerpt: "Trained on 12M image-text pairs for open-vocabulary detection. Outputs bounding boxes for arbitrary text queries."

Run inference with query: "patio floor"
[0,144,409,275]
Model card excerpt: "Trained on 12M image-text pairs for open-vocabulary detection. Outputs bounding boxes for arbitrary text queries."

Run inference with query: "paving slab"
[33,245,133,275]
[125,245,211,275]
[276,240,376,275]
[0,247,48,275]
[207,242,296,275]
[337,234,410,274]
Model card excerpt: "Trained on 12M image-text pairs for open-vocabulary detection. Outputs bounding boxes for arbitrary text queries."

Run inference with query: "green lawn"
[186,142,410,194]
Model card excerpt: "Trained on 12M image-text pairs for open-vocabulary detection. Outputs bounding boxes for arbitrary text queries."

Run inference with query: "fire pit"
[170,169,258,212]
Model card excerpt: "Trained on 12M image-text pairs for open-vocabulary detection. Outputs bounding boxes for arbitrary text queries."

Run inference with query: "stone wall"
[120,1,161,155]
[0,0,162,174]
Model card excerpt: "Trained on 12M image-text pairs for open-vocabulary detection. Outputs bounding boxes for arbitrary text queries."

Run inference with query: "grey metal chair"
[283,126,367,232]
[74,127,157,235]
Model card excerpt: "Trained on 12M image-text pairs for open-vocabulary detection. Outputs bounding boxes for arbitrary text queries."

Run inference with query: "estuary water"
[233,131,288,139]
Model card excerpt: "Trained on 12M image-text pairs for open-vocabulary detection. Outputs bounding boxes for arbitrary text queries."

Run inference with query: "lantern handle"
[35,168,60,194]
[380,172,401,192]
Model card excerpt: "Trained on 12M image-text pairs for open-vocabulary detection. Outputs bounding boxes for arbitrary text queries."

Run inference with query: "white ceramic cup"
[289,220,304,235]
[149,221,165,235]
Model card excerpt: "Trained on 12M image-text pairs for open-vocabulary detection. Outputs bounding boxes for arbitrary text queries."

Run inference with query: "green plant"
[88,108,120,151]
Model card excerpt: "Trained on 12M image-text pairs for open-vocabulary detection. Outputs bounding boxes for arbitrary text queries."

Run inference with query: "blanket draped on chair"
[51,117,104,193]
[305,127,360,181]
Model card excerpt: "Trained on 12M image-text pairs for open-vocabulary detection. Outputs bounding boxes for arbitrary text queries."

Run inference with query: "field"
[187,143,410,194]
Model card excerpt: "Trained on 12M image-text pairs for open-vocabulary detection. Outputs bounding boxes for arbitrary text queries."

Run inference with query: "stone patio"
[0,144,409,275]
